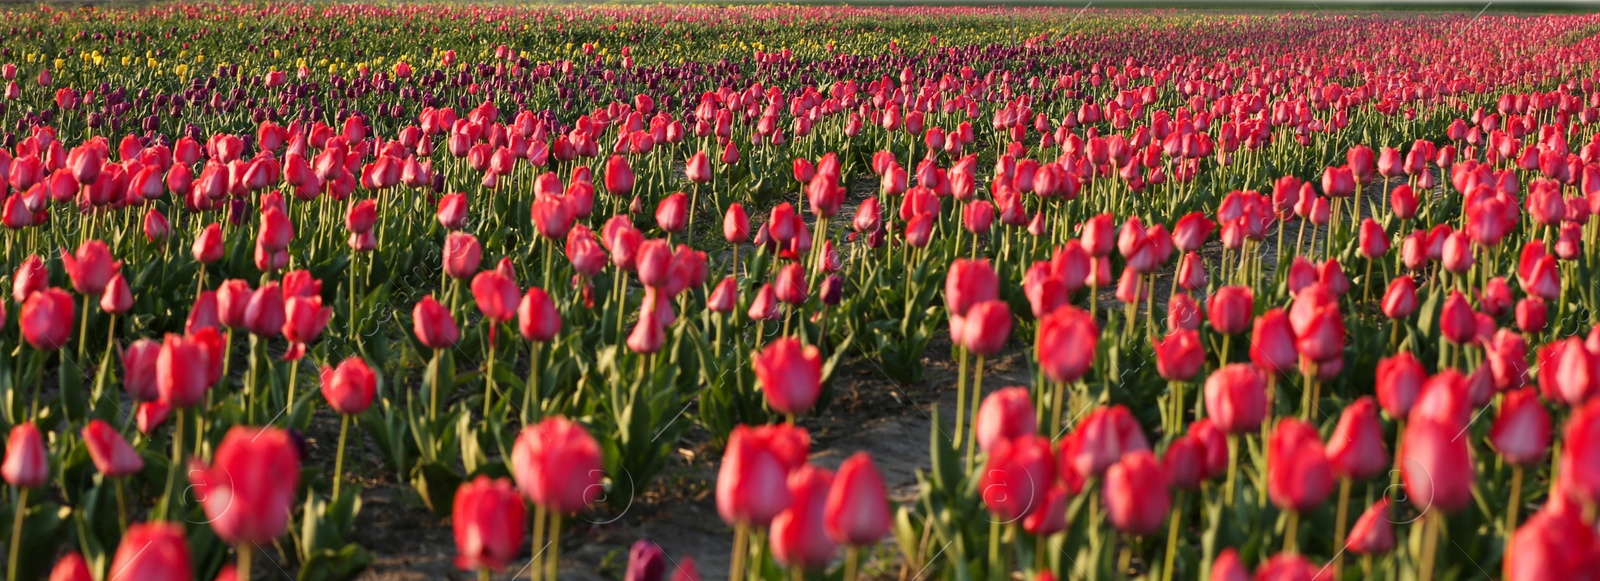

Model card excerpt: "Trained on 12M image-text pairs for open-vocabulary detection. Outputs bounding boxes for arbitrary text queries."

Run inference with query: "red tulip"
[214,279,251,329]
[976,387,1036,453]
[1321,165,1355,197]
[12,255,47,303]
[1517,297,1548,333]
[981,434,1054,522]
[960,299,1012,356]
[1326,397,1387,481]
[443,231,482,280]
[1376,352,1424,419]
[1267,418,1333,513]
[510,287,559,344]
[1103,451,1169,536]
[655,192,688,233]
[1400,417,1475,514]
[753,337,823,417]
[1060,405,1149,478]
[1154,328,1204,381]
[321,356,377,415]
[345,199,377,233]
[1490,388,1550,466]
[257,206,294,251]
[1504,507,1600,580]
[452,475,526,572]
[2,422,47,487]
[724,203,750,243]
[1204,364,1267,434]
[1210,548,1249,581]
[156,332,210,408]
[1248,308,1298,374]
[1164,433,1206,490]
[824,452,890,546]
[108,523,192,581]
[1412,370,1471,427]
[244,282,285,338]
[471,270,519,323]
[1169,292,1202,332]
[1176,252,1207,291]
[437,192,469,230]
[1346,498,1394,555]
[136,401,171,435]
[717,424,809,527]
[61,240,121,296]
[1081,213,1115,257]
[685,151,711,184]
[190,426,301,544]
[512,416,604,514]
[121,338,161,402]
[773,262,808,306]
[945,259,999,318]
[604,154,635,194]
[1381,276,1417,320]
[48,552,92,581]
[1358,218,1389,258]
[708,277,738,313]
[1348,145,1375,184]
[1173,212,1214,252]
[413,295,460,348]
[1207,286,1253,334]
[143,207,171,242]
[530,195,573,240]
[1022,485,1072,537]
[1441,231,1474,274]
[1295,306,1345,364]
[1559,401,1600,506]
[1390,184,1418,219]
[1038,306,1099,383]
[282,296,331,347]
[1439,291,1477,345]
[21,287,74,350]
[96,273,132,315]
[1254,553,1319,580]
[82,419,143,477]
[1543,338,1599,406]
[770,464,836,570]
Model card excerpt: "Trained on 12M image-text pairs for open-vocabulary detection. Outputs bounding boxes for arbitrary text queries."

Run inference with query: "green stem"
[729,522,749,581]
[238,544,253,581]
[333,414,351,499]
[530,505,546,581]
[1162,491,1184,581]
[159,408,186,520]
[1506,465,1524,535]
[7,488,26,581]
[968,355,986,468]
[545,513,562,581]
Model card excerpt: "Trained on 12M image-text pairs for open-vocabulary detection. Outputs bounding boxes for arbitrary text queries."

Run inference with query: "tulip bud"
[1102,451,1169,536]
[975,387,1036,453]
[189,426,301,544]
[2,422,48,488]
[1325,397,1387,481]
[981,435,1054,522]
[753,337,823,417]
[823,453,891,546]
[321,357,377,416]
[109,523,191,581]
[452,476,526,573]
[1204,364,1267,434]
[82,419,144,477]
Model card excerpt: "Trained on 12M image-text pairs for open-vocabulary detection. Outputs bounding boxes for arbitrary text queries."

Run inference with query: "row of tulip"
[4,4,1600,581]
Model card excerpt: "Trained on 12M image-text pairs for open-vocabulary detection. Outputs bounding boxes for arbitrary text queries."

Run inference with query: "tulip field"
[9,2,1600,580]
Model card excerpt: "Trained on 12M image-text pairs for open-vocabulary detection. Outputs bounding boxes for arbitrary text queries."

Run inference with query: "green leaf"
[297,543,373,581]
[60,353,88,423]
